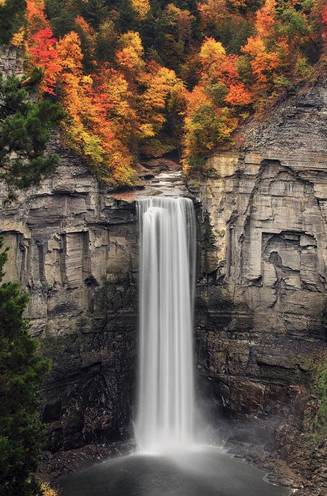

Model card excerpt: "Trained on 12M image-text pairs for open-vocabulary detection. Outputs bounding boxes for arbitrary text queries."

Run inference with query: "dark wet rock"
[38,441,134,484]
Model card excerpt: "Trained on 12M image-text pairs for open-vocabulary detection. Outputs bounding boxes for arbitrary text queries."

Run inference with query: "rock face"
[0,145,139,451]
[1,46,326,492]
[0,46,24,77]
[0,132,190,452]
[193,77,327,464]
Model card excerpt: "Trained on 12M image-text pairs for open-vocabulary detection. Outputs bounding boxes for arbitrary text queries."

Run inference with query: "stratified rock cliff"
[1,45,326,491]
[0,138,187,453]
[193,76,327,491]
[0,143,138,451]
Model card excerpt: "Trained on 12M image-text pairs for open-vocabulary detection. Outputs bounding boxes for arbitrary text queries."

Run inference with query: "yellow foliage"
[119,32,144,54]
[139,65,184,133]
[131,0,150,19]
[11,28,26,47]
[116,32,144,72]
[199,37,226,76]
[57,31,83,74]
[138,123,155,138]
[183,78,239,171]
[41,482,58,496]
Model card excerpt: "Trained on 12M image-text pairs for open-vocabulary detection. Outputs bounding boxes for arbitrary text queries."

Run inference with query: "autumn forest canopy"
[0,0,327,185]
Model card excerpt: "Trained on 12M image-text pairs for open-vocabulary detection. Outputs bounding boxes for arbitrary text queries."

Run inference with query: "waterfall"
[135,197,196,454]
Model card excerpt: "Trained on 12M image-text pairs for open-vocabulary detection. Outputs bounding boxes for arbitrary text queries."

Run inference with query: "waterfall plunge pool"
[59,448,291,496]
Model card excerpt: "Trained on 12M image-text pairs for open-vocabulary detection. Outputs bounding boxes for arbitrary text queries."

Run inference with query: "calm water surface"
[59,448,290,496]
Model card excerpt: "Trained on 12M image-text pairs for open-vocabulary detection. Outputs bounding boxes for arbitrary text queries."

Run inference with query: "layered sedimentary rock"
[0,135,189,452]
[1,43,326,482]
[0,145,138,451]
[193,77,327,436]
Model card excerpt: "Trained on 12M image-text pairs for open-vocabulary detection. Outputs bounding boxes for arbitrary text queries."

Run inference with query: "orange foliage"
[183,33,251,169]
[323,3,327,24]
[74,16,94,36]
[198,38,250,98]
[24,0,186,183]
[22,0,324,179]
[26,0,47,28]
[225,83,252,105]
[255,0,276,36]
[242,36,280,83]
[56,32,135,182]
[198,0,227,29]
[25,1,136,183]
[241,0,282,85]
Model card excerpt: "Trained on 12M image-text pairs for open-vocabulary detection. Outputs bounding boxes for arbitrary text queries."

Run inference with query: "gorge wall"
[192,76,327,473]
[0,46,326,475]
[0,145,138,451]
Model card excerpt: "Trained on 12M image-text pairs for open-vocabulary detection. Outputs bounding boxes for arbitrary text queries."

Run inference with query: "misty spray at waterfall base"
[59,196,290,496]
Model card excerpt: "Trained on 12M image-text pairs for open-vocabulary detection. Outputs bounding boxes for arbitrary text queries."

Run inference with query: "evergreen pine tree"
[0,239,49,496]
[0,75,63,189]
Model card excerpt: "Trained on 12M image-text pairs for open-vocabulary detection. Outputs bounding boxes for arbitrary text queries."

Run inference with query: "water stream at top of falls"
[135,197,196,454]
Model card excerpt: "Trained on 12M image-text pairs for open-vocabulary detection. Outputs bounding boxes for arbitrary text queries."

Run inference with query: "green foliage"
[207,16,253,54]
[0,75,63,189]
[0,238,50,496]
[140,136,176,157]
[226,0,264,13]
[0,0,25,44]
[80,0,110,28]
[273,74,292,88]
[276,0,312,39]
[95,20,119,62]
[206,82,228,106]
[188,104,235,156]
[236,55,254,85]
[45,0,77,37]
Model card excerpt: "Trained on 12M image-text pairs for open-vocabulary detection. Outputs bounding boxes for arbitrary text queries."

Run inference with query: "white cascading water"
[135,197,196,454]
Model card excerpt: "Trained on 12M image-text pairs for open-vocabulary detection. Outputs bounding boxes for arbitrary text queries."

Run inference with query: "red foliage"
[26,0,61,94]
[29,27,61,94]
